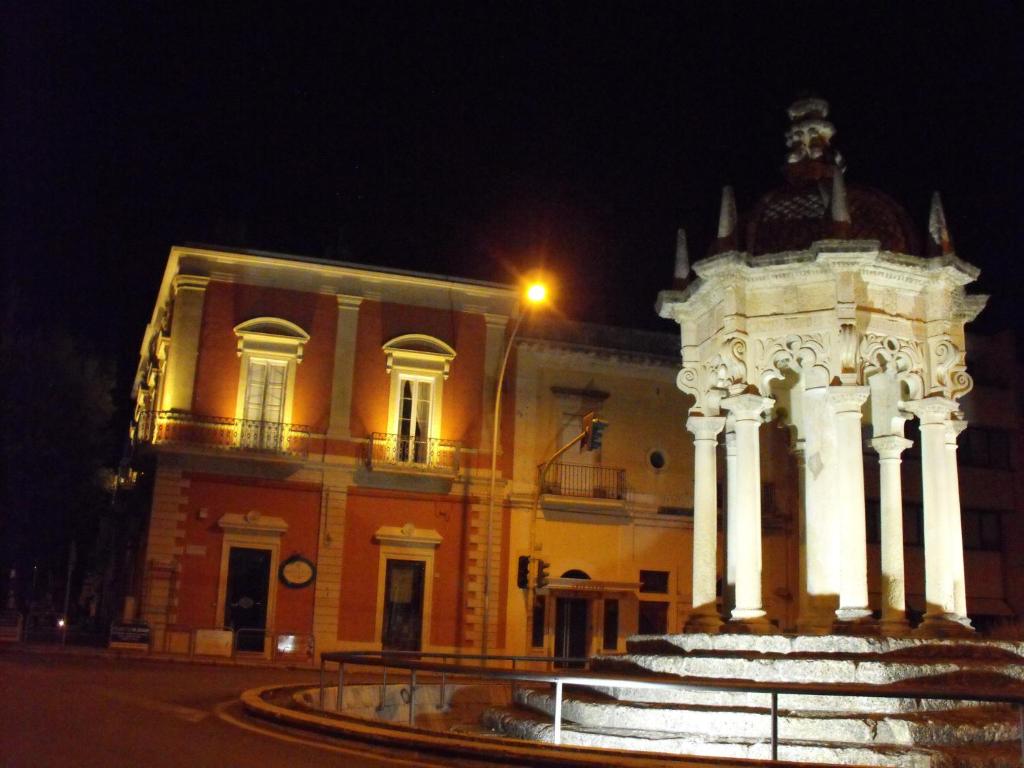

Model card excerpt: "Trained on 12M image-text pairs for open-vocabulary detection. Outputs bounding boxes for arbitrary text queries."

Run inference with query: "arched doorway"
[555,570,590,667]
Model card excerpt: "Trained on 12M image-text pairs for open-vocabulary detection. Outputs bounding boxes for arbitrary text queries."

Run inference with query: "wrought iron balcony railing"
[367,432,461,475]
[539,462,626,501]
[135,411,311,458]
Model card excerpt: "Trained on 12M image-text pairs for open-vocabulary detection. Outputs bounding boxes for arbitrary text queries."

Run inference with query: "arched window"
[233,318,309,450]
[381,334,456,464]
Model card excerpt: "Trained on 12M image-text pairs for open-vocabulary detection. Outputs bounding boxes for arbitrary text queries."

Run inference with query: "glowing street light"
[482,278,549,660]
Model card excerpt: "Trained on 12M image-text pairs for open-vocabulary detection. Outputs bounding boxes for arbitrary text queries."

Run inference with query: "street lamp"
[482,279,548,660]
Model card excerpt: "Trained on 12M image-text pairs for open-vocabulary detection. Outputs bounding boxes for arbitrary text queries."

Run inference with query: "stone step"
[586,679,991,714]
[598,651,1024,687]
[625,633,1024,659]
[481,706,950,767]
[512,687,1021,748]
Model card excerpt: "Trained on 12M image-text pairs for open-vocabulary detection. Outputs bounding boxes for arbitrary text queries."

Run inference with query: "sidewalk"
[0,640,318,671]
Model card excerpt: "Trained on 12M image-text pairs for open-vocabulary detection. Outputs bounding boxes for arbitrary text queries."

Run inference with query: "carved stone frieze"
[859,333,926,399]
[755,333,831,393]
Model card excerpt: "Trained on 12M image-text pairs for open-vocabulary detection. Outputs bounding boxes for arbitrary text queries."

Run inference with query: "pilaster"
[160,275,209,412]
[326,295,363,440]
[312,478,351,656]
[139,461,189,651]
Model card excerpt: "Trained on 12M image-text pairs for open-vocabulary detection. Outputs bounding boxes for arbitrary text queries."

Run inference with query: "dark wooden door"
[225,547,271,652]
[382,559,425,651]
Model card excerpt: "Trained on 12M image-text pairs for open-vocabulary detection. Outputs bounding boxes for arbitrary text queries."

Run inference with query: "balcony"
[540,462,625,499]
[539,462,628,517]
[135,411,311,458]
[366,432,461,476]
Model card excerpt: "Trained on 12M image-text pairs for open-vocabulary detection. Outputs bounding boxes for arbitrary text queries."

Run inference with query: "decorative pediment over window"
[382,334,456,379]
[234,317,310,361]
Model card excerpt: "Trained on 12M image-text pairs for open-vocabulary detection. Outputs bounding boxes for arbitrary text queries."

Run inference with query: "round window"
[648,450,666,470]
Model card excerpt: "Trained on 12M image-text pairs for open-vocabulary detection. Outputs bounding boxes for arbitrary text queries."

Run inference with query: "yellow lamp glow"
[526,282,547,305]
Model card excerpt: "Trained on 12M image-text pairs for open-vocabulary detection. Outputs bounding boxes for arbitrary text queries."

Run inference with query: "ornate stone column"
[721,394,776,633]
[904,397,969,636]
[684,415,726,632]
[945,417,972,630]
[870,435,912,634]
[724,425,738,614]
[828,386,873,625]
[796,386,838,634]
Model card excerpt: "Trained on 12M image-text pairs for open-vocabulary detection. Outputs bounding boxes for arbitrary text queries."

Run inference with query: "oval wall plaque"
[279,555,316,589]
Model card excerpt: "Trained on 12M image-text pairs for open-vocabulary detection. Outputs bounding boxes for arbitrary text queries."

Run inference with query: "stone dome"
[745,180,921,255]
[722,98,922,257]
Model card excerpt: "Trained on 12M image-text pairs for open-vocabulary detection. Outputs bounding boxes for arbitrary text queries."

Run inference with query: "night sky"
[7,3,1022,416]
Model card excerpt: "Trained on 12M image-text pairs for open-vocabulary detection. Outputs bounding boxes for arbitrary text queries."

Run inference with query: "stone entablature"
[657,244,985,418]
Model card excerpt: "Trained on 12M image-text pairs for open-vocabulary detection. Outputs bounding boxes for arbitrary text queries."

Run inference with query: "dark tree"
[0,328,115,609]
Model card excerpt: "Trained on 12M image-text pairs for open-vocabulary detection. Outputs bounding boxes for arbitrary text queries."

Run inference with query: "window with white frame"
[382,335,456,466]
[397,375,434,463]
[233,318,309,450]
[242,358,288,449]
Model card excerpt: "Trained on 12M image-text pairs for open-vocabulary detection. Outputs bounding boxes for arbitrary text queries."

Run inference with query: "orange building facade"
[128,244,1023,661]
[130,246,528,658]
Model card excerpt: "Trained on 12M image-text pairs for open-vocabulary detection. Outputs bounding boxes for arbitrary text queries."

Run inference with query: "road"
[0,650,502,768]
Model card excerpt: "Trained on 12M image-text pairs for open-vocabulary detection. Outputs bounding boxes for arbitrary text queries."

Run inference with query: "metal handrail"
[367,432,461,473]
[319,650,1024,760]
[539,462,626,500]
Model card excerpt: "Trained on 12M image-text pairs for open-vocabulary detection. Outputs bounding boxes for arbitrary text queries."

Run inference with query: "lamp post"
[481,280,547,661]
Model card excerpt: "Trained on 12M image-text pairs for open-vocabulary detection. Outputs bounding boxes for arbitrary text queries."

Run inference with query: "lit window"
[382,335,456,465]
[233,318,308,451]
[242,358,288,449]
[397,376,433,463]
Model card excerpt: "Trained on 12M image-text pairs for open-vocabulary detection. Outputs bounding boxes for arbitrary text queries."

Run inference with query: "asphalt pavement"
[0,648,503,768]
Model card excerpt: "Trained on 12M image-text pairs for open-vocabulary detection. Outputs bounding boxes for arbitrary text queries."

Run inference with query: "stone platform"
[483,633,1024,767]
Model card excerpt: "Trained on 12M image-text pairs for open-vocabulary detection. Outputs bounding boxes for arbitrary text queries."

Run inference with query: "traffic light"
[516,555,531,589]
[582,412,608,452]
[536,559,551,590]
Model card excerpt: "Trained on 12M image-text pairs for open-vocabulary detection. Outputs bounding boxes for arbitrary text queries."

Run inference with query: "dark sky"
[6,2,1022,410]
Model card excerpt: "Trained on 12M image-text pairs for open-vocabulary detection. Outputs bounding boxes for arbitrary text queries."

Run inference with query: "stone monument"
[657,97,986,638]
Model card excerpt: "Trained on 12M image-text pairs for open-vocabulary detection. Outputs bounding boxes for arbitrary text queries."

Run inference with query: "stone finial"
[785,98,835,163]
[830,167,851,236]
[784,96,843,182]
[674,228,690,284]
[928,191,955,255]
[716,186,738,250]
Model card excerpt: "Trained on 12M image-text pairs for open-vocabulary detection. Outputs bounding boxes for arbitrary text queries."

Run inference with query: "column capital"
[902,396,958,425]
[945,418,968,444]
[336,294,364,310]
[871,435,913,459]
[171,274,210,294]
[721,394,774,422]
[686,415,726,441]
[827,385,869,413]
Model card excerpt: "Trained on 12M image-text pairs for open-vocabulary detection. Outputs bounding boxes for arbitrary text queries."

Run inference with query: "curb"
[0,643,317,672]
[240,683,823,768]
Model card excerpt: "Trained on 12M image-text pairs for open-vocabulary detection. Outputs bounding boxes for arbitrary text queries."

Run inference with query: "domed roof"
[746,181,920,255]
[731,98,921,256]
